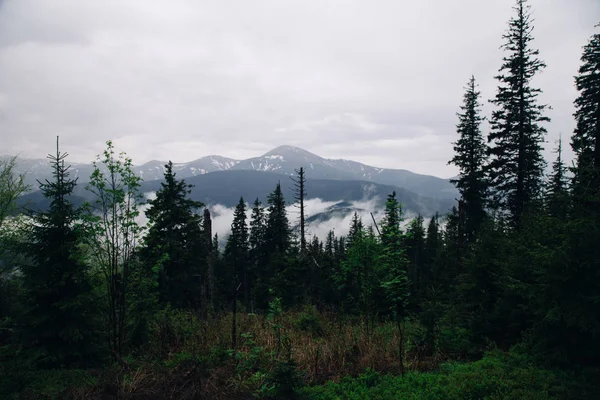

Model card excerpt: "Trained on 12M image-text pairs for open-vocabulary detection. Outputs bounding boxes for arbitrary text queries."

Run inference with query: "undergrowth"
[1,307,597,399]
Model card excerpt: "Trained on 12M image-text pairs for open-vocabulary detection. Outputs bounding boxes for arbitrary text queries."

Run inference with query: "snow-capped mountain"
[134,155,238,181]
[230,145,457,199]
[7,145,457,200]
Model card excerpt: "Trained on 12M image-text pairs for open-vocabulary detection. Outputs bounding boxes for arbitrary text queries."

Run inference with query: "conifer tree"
[323,230,339,307]
[291,167,307,253]
[249,198,266,312]
[571,27,600,217]
[449,76,488,242]
[339,229,380,322]
[379,192,410,375]
[20,138,97,367]
[487,0,549,227]
[559,26,600,364]
[202,208,214,317]
[347,211,364,247]
[225,198,249,311]
[225,198,248,346]
[142,161,205,309]
[265,183,290,255]
[546,137,569,219]
[424,214,443,283]
[405,215,425,306]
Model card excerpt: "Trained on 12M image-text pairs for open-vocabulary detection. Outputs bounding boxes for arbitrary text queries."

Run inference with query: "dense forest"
[1,1,599,399]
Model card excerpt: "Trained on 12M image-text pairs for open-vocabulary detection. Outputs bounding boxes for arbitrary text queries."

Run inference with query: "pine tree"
[142,161,205,309]
[265,183,290,255]
[558,26,600,364]
[546,137,569,219]
[225,198,248,347]
[20,138,98,367]
[291,167,307,253]
[225,198,249,311]
[449,76,488,242]
[249,198,266,312]
[339,229,380,323]
[347,211,364,247]
[405,215,425,307]
[379,191,410,375]
[202,208,214,317]
[487,0,549,227]
[571,27,600,217]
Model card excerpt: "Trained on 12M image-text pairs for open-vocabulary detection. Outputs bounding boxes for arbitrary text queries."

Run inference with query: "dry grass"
[54,308,436,399]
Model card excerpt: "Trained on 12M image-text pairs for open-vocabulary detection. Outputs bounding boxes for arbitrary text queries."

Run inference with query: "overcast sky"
[0,0,598,178]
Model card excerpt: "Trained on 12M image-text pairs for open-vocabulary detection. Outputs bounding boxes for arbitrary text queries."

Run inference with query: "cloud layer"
[1,0,598,177]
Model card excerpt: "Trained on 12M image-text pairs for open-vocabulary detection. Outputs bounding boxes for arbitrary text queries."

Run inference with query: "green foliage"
[0,155,30,233]
[84,140,144,358]
[379,192,410,318]
[301,351,585,400]
[337,228,381,318]
[141,160,206,310]
[1,368,98,400]
[19,139,100,368]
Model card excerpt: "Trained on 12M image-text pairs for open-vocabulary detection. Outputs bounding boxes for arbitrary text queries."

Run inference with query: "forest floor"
[3,308,598,399]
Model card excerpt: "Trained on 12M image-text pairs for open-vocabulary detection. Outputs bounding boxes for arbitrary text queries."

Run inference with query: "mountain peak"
[263,145,316,157]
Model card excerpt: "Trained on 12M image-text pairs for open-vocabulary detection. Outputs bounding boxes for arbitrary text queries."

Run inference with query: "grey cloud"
[0,0,598,177]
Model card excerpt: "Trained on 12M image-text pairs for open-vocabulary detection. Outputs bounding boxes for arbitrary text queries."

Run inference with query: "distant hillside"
[17,170,454,218]
[6,145,457,200]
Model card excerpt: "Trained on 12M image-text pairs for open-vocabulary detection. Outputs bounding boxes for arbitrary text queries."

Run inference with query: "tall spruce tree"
[571,27,600,216]
[249,198,266,312]
[202,208,214,317]
[265,182,290,255]
[487,0,549,227]
[379,191,410,375]
[449,76,488,242]
[225,198,249,311]
[561,26,600,364]
[291,167,307,253]
[20,138,97,367]
[142,161,205,309]
[225,198,248,346]
[405,215,425,306]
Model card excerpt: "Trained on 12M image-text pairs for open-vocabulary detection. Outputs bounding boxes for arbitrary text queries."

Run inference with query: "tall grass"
[7,306,591,399]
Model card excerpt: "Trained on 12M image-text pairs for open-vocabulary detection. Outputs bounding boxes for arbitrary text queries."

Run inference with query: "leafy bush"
[301,351,583,400]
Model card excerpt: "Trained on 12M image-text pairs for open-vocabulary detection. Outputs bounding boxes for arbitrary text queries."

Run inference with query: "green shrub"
[437,326,472,358]
[300,351,582,400]
[295,305,324,337]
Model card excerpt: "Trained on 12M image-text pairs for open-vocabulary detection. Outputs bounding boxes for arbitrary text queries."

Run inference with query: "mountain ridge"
[16,169,455,219]
[4,145,457,199]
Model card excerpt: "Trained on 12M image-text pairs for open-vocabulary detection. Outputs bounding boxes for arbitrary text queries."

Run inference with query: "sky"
[0,0,598,178]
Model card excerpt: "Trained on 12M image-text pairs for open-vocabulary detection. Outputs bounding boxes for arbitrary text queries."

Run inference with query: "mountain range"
[7,145,457,198]
[8,145,458,219]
